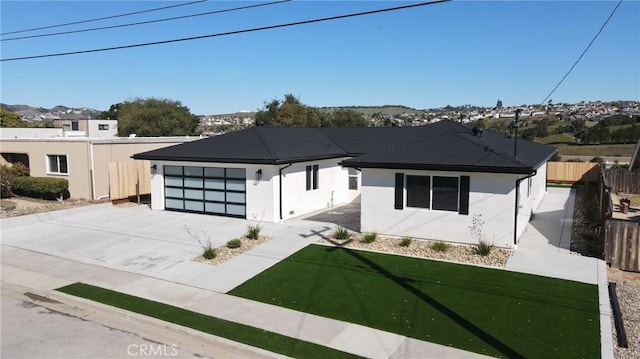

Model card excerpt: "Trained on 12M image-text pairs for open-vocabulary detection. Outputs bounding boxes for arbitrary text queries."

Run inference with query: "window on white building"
[397,173,469,214]
[306,165,319,190]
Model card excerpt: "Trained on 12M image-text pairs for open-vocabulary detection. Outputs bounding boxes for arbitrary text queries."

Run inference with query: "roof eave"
[340,161,535,174]
[132,153,349,165]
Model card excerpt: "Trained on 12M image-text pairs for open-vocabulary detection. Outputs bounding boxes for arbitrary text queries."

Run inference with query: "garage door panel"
[185,200,204,212]
[226,180,245,191]
[184,189,203,200]
[226,204,245,216]
[204,178,224,190]
[166,198,184,210]
[226,192,245,203]
[205,202,225,214]
[205,191,224,201]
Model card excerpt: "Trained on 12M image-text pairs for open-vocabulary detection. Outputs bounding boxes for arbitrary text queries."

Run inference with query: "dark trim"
[133,153,347,165]
[165,207,244,219]
[459,176,470,215]
[279,163,293,220]
[514,170,536,245]
[341,161,536,175]
[313,164,319,190]
[394,173,404,210]
[305,165,312,191]
[609,282,629,348]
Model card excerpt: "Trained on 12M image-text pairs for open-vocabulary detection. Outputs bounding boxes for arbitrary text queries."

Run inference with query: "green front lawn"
[56,283,360,359]
[229,245,600,359]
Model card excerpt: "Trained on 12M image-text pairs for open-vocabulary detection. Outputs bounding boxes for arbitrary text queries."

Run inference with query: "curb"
[2,282,288,359]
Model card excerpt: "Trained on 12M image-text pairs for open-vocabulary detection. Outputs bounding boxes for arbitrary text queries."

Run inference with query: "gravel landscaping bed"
[194,236,270,266]
[0,197,101,218]
[611,280,640,359]
[317,233,511,267]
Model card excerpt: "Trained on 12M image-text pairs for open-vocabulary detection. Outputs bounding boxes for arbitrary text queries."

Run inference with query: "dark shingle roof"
[133,121,557,174]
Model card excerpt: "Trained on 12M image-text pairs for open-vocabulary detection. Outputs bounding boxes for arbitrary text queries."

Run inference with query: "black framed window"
[306,165,319,190]
[432,176,459,211]
[406,175,430,208]
[98,124,109,130]
[400,174,469,214]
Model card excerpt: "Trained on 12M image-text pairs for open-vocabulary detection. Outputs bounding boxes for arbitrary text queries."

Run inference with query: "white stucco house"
[133,121,556,247]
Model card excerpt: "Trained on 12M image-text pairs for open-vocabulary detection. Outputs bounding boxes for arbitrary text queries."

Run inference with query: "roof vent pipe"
[472,126,484,137]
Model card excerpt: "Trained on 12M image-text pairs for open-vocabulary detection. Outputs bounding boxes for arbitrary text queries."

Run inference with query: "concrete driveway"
[0,203,340,293]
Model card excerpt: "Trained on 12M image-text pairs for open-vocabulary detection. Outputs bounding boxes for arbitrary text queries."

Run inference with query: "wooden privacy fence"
[605,169,640,194]
[108,160,151,201]
[546,162,598,183]
[605,219,640,272]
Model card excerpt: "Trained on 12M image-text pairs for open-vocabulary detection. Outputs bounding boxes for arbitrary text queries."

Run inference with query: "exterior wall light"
[255,169,262,181]
[151,164,157,175]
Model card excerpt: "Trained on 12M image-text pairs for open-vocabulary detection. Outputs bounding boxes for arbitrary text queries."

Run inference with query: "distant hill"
[1,104,102,121]
[317,105,424,116]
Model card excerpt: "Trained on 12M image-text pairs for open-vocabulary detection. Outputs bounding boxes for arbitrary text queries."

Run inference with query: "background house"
[52,118,118,138]
[1,134,197,200]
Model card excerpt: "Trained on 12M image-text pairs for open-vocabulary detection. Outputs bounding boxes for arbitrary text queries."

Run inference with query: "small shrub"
[226,238,242,249]
[202,246,217,259]
[185,226,216,259]
[333,227,350,240]
[476,240,493,256]
[246,224,261,240]
[11,176,69,200]
[580,232,603,259]
[399,236,412,247]
[431,241,450,252]
[1,163,30,198]
[361,232,377,243]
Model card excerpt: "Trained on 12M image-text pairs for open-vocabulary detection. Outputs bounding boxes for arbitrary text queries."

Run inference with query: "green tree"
[330,109,368,127]
[495,99,503,110]
[0,108,27,127]
[254,94,367,127]
[112,98,200,137]
[98,103,121,120]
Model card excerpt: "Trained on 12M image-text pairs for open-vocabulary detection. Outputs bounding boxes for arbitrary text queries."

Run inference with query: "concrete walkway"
[505,187,612,359]
[1,190,612,358]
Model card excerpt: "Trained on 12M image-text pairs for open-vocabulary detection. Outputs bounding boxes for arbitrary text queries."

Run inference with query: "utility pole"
[513,109,521,158]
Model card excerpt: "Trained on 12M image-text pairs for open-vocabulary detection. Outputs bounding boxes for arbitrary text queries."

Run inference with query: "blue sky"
[1,1,639,115]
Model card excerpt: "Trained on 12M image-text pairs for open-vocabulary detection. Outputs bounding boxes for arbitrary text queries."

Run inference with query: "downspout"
[279,163,293,221]
[89,140,97,200]
[513,170,537,246]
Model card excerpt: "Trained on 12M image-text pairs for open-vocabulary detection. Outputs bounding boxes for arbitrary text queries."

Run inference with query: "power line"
[540,0,624,105]
[1,0,451,62]
[0,0,207,36]
[2,0,291,42]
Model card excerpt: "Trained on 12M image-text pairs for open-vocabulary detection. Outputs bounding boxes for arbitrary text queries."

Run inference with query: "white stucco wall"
[87,119,118,138]
[278,157,360,221]
[514,162,548,242]
[360,168,526,247]
[148,158,360,223]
